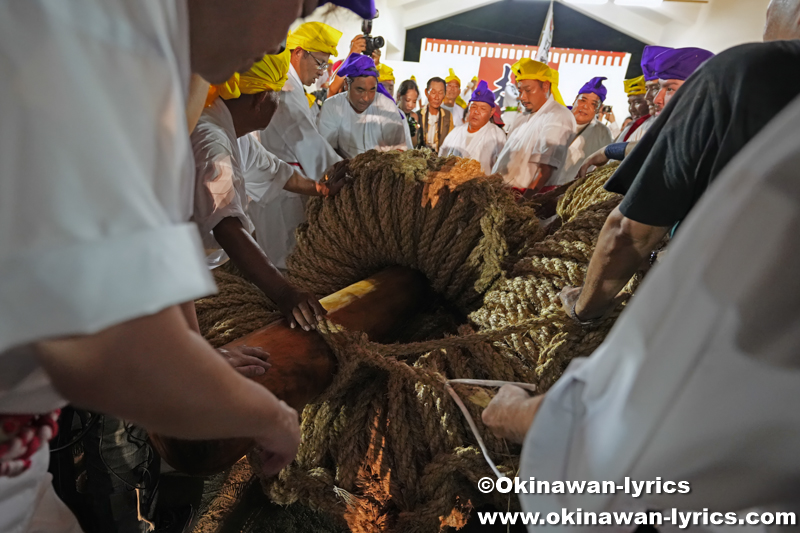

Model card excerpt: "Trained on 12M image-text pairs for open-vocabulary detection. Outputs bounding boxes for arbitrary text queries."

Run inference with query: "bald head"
[764,0,800,40]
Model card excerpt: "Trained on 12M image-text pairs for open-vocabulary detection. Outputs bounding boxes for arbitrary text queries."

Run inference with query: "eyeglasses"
[575,95,601,110]
[305,50,328,71]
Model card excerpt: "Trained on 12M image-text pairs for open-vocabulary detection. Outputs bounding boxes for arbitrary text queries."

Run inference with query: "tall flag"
[535,0,554,64]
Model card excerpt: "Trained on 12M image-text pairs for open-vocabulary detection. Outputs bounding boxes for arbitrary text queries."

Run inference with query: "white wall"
[296,1,407,63]
[660,0,771,53]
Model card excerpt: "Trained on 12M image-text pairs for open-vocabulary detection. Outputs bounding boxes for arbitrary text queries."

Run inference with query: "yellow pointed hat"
[445,68,461,85]
[207,50,291,106]
[377,63,395,83]
[286,21,342,56]
[624,75,647,96]
[511,58,564,106]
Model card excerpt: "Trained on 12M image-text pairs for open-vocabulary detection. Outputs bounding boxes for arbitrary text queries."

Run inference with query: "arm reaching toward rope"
[560,206,669,322]
[522,164,555,199]
[213,217,326,331]
[283,159,349,197]
[34,305,300,477]
[482,385,544,444]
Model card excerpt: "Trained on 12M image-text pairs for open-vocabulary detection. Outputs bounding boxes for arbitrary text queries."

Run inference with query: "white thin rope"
[444,379,537,480]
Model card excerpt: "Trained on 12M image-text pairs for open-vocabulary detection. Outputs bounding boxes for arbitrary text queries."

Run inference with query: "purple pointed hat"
[327,0,376,19]
[641,45,674,81]
[337,52,378,78]
[649,47,715,81]
[578,76,608,103]
[469,80,496,108]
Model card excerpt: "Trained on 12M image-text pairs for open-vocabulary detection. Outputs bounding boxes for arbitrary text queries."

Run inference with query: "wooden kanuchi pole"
[149,267,431,475]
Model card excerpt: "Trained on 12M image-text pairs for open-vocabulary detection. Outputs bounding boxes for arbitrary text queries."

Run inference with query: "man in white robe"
[557,77,613,185]
[441,68,468,128]
[439,80,506,175]
[0,0,368,529]
[257,22,344,267]
[492,59,576,195]
[482,92,800,533]
[193,52,343,330]
[317,53,412,159]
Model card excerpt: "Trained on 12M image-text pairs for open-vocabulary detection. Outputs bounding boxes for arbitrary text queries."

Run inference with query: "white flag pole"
[535,0,555,64]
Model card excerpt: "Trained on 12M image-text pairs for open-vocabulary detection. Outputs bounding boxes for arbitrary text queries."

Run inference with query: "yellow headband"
[624,75,647,96]
[287,22,342,56]
[445,68,461,85]
[511,58,564,106]
[207,50,291,106]
[377,63,395,83]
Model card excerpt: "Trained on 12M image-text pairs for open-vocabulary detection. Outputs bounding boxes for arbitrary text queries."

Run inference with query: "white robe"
[260,65,341,181]
[439,122,507,176]
[317,92,413,159]
[555,119,613,186]
[519,94,800,533]
[258,65,336,268]
[492,95,577,189]
[192,100,296,269]
[442,103,466,128]
[240,134,301,270]
[191,99,256,267]
[0,2,213,531]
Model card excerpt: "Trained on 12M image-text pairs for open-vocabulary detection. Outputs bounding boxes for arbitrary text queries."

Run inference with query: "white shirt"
[318,92,413,159]
[240,133,300,271]
[0,0,213,408]
[555,119,613,186]
[191,99,255,266]
[260,65,341,181]
[439,122,507,175]
[519,94,800,533]
[442,103,465,128]
[492,95,577,189]
[0,2,214,531]
[427,111,440,147]
[192,100,297,269]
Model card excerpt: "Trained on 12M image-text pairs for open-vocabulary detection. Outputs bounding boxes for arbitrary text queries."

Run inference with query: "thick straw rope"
[192,155,631,533]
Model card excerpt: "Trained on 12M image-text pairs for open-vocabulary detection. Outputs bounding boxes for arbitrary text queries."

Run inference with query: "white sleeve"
[191,127,253,250]
[238,134,295,207]
[518,96,800,527]
[0,1,215,354]
[401,111,415,151]
[492,127,506,169]
[377,96,413,152]
[529,119,576,170]
[263,91,341,181]
[317,97,341,152]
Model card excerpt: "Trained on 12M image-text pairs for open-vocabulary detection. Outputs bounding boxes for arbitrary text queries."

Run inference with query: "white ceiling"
[375,0,770,53]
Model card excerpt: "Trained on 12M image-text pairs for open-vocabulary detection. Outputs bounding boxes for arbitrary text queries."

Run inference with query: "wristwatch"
[570,301,605,330]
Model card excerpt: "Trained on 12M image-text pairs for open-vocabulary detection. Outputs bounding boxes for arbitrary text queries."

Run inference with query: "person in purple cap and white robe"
[317,53,412,159]
[557,77,614,185]
[439,81,507,175]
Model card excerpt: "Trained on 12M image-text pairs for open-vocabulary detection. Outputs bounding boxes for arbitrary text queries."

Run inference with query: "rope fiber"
[191,154,635,533]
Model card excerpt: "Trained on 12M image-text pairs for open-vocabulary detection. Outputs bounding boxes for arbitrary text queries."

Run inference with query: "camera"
[361,13,385,57]
[602,105,613,114]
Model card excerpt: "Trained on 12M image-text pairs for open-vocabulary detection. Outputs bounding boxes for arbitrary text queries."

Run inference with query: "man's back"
[606,40,800,229]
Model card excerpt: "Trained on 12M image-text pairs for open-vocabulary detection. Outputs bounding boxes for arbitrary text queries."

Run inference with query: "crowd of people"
[2,0,800,531]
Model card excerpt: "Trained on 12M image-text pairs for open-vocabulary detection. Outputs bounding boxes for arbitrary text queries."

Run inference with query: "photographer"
[597,104,620,138]
[328,27,383,98]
